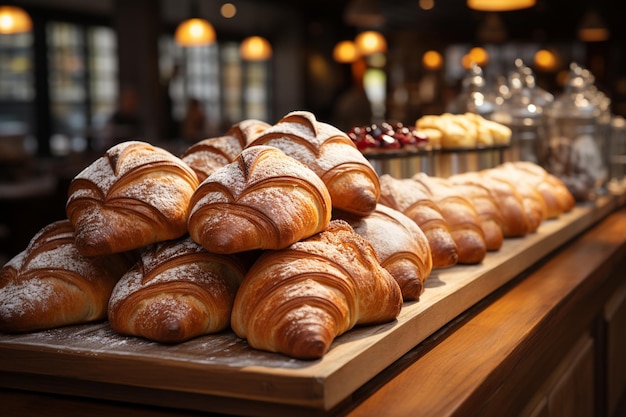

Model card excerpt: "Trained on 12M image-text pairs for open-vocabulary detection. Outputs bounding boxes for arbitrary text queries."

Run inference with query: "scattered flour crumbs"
[13,324,304,368]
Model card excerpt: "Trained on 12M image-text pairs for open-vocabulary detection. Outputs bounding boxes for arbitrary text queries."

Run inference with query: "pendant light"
[175,0,215,46]
[240,36,272,61]
[0,6,32,34]
[422,50,443,71]
[344,0,385,28]
[354,30,387,56]
[467,0,535,12]
[333,40,359,63]
[578,9,610,42]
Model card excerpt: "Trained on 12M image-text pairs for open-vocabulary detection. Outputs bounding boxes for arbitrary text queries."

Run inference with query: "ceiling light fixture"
[534,49,558,71]
[220,3,237,19]
[354,30,387,56]
[422,50,443,70]
[344,0,385,28]
[467,0,535,12]
[174,0,216,47]
[578,9,610,42]
[0,6,32,34]
[333,40,359,63]
[240,36,272,61]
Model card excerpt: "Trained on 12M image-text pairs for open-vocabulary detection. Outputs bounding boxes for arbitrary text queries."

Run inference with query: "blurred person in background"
[100,87,142,150]
[181,97,206,143]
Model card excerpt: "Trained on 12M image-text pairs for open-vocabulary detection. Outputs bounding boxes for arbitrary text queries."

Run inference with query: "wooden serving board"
[0,195,619,416]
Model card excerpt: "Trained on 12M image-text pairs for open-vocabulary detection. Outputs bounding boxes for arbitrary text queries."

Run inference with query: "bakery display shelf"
[0,194,620,416]
[361,144,509,161]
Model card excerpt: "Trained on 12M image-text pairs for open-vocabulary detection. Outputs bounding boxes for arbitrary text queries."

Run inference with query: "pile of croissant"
[0,110,575,360]
[415,112,512,149]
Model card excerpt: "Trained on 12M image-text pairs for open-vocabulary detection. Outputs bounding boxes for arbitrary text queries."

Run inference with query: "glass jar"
[490,59,552,164]
[542,63,607,201]
[447,63,496,117]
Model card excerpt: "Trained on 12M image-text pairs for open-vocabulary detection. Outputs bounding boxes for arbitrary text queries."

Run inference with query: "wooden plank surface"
[343,204,626,417]
[0,196,619,414]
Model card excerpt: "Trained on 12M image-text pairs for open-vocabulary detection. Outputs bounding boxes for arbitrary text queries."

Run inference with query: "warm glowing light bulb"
[419,0,435,10]
[240,36,273,61]
[422,50,443,70]
[333,40,359,63]
[467,0,535,12]
[174,18,216,46]
[468,47,488,66]
[0,6,32,34]
[534,49,557,71]
[221,3,237,18]
[355,31,387,56]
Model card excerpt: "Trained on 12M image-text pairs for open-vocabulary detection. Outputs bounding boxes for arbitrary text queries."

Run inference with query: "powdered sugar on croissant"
[0,220,134,332]
[188,145,332,254]
[66,141,199,257]
[247,111,381,216]
[108,236,246,343]
[231,220,402,359]
[338,204,432,301]
[182,119,270,182]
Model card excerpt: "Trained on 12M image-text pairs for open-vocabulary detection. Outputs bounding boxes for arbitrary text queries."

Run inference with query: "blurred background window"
[0,30,34,155]
[47,22,117,155]
[159,36,271,137]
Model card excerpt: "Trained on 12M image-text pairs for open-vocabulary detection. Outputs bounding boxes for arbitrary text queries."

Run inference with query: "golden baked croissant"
[464,112,512,146]
[416,113,475,148]
[247,110,380,217]
[231,220,402,359]
[504,161,575,217]
[66,141,199,257]
[483,166,547,231]
[449,171,533,237]
[412,173,487,264]
[108,236,246,343]
[0,220,135,333]
[446,181,504,251]
[415,113,511,148]
[188,145,332,254]
[182,119,271,182]
[378,174,458,269]
[337,204,433,301]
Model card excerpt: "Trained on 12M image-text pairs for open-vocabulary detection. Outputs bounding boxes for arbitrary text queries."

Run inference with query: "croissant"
[182,119,271,182]
[464,112,512,146]
[108,236,247,343]
[412,173,487,264]
[446,181,504,251]
[0,220,135,333]
[482,166,547,231]
[503,161,575,217]
[416,113,475,148]
[337,204,433,301]
[415,113,511,149]
[449,171,533,237]
[378,174,458,269]
[188,145,332,254]
[247,111,381,217]
[66,141,199,257]
[231,220,402,359]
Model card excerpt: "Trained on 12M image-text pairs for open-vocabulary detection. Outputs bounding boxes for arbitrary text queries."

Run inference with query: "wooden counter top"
[2,196,626,417]
[338,204,626,417]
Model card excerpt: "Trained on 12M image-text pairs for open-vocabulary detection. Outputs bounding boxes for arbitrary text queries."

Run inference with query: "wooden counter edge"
[335,206,626,417]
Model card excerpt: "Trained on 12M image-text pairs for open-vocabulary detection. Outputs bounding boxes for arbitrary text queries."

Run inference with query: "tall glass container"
[447,63,495,117]
[542,63,606,201]
[490,59,552,164]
